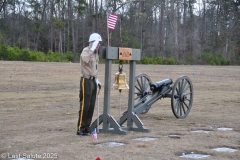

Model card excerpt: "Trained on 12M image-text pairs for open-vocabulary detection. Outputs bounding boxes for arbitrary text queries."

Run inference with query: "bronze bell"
[113,71,129,90]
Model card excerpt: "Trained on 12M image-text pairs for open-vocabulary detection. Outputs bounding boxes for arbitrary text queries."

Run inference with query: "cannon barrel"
[150,78,173,92]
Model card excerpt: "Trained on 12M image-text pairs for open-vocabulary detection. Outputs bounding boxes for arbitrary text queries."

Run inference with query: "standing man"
[77,33,102,136]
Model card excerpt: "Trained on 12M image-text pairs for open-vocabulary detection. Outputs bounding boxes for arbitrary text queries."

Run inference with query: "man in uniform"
[77,33,102,136]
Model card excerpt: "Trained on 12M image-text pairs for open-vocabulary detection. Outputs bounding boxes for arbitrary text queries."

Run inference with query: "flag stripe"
[108,14,118,30]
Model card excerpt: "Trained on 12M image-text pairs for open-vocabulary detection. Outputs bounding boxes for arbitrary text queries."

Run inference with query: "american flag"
[108,13,118,30]
[91,128,97,140]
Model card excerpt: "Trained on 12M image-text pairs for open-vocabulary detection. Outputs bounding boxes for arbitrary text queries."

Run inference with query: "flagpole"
[107,12,110,46]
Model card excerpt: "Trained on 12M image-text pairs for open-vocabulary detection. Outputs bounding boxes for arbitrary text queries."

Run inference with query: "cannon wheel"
[134,73,152,114]
[171,76,193,118]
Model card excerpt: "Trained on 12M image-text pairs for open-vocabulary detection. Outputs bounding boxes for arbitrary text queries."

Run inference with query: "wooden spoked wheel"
[171,76,193,118]
[134,73,152,114]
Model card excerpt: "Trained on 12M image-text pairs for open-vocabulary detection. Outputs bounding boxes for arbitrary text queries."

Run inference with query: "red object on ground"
[96,157,101,160]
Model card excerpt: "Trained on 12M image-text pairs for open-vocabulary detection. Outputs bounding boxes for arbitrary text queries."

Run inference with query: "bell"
[112,72,129,90]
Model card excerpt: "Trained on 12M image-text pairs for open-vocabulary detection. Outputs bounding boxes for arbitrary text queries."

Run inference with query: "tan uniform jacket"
[80,46,99,78]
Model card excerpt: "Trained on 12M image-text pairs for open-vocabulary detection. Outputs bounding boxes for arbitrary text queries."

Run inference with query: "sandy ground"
[0,61,240,160]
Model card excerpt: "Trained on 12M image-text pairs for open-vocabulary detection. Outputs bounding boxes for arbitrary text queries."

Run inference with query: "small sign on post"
[119,47,132,60]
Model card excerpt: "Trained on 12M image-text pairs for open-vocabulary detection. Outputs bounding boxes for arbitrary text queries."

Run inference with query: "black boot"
[77,129,87,136]
[85,127,90,134]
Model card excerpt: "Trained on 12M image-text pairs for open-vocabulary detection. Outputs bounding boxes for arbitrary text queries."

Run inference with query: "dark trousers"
[77,77,97,131]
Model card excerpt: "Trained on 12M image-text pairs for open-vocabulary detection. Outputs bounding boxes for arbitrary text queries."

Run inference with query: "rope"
[119,89,122,123]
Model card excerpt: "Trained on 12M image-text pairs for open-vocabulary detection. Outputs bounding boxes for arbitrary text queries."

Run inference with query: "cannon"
[118,73,193,126]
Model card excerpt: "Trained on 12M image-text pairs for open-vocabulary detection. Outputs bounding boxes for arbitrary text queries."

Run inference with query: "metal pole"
[97,92,99,133]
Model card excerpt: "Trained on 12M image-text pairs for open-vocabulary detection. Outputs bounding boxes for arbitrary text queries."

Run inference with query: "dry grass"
[0,61,240,160]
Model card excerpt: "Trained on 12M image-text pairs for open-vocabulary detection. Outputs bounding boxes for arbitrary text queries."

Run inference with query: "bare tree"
[160,0,165,58]
[0,0,240,64]
[0,0,6,13]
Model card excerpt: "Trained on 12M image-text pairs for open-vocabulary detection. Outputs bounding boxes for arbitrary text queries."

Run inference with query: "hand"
[90,40,99,52]
[95,43,101,52]
[95,78,101,89]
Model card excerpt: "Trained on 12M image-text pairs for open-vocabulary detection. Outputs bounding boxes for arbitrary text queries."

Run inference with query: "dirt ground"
[0,61,240,160]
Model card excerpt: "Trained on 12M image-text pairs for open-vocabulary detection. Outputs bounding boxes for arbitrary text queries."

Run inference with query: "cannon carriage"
[118,73,194,126]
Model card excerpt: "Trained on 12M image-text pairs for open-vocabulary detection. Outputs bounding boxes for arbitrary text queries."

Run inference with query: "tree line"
[0,0,240,64]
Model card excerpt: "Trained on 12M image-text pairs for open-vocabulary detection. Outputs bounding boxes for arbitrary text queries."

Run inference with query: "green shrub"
[0,33,3,59]
[0,45,7,59]
[47,50,61,62]
[140,56,153,64]
[63,51,74,62]
[0,45,74,62]
[140,56,176,65]
[112,60,118,64]
[153,56,163,64]
[210,60,216,65]
[140,56,147,64]
[185,56,195,64]
[168,57,175,65]
[162,57,166,64]
[19,49,31,61]
[216,54,230,65]
[30,53,37,61]
[202,52,214,64]
[112,60,129,64]
[34,51,46,62]
[202,52,230,65]
[6,46,18,60]
[225,60,230,65]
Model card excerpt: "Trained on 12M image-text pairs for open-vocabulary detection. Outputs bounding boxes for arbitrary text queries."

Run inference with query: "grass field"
[0,61,240,160]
